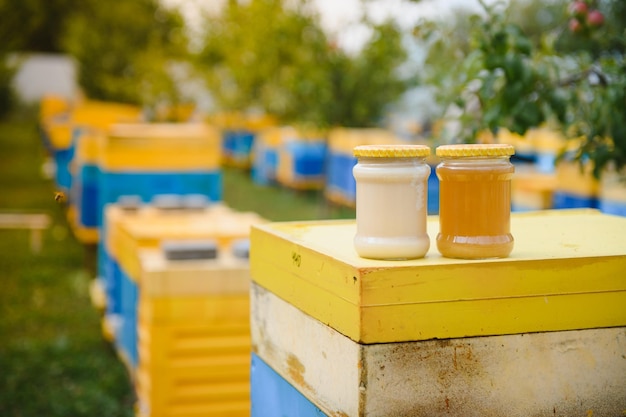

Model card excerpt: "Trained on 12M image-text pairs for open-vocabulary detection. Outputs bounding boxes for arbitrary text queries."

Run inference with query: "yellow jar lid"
[436,144,515,157]
[353,144,431,158]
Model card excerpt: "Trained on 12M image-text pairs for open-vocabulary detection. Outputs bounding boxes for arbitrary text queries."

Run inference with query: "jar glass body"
[436,156,514,259]
[353,156,431,259]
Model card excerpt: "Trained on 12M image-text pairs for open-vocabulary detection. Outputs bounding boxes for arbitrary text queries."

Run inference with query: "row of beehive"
[38,96,626,416]
[102,201,265,416]
[40,95,626,220]
[39,95,223,245]
[214,114,626,217]
[96,192,626,417]
[38,95,259,416]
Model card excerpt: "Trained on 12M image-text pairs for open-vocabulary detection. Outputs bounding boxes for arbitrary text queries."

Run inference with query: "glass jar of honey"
[353,144,431,260]
[435,144,515,259]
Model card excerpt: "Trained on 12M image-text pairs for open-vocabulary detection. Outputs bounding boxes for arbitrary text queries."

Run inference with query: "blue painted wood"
[552,190,599,210]
[223,129,256,165]
[96,170,222,226]
[600,199,626,217]
[77,164,100,227]
[251,353,328,417]
[117,267,138,367]
[325,152,356,205]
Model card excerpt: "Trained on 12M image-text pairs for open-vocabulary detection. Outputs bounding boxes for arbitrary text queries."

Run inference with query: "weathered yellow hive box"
[107,203,265,280]
[250,209,626,344]
[99,123,221,171]
[136,248,251,417]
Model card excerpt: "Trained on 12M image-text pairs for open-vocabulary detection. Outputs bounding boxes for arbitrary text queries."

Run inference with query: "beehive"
[68,127,102,243]
[599,166,626,217]
[135,247,251,417]
[102,202,265,370]
[251,127,283,185]
[212,112,276,169]
[96,123,222,227]
[250,209,626,416]
[276,128,328,190]
[38,95,71,152]
[511,164,557,212]
[42,100,143,193]
[553,159,599,209]
[45,119,74,192]
[324,128,402,208]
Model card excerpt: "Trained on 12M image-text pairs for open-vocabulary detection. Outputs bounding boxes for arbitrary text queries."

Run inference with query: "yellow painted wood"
[600,167,626,203]
[67,206,99,244]
[69,100,142,131]
[138,250,250,297]
[74,129,101,164]
[135,249,252,417]
[39,95,70,122]
[106,204,265,282]
[251,282,626,417]
[327,127,400,154]
[44,100,143,150]
[136,318,251,417]
[46,121,73,149]
[98,123,221,171]
[250,209,626,343]
[555,159,599,196]
[139,293,250,322]
[512,166,557,210]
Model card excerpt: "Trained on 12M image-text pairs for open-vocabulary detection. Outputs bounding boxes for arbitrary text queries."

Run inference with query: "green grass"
[222,166,355,222]
[0,116,135,417]
[0,112,355,416]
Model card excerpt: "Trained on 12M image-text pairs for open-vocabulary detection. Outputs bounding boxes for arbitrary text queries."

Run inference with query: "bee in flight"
[54,191,66,204]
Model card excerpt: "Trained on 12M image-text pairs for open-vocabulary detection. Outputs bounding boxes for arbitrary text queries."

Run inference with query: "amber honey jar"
[435,144,515,259]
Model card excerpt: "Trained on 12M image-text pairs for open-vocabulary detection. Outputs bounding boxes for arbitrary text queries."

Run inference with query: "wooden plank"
[0,213,51,252]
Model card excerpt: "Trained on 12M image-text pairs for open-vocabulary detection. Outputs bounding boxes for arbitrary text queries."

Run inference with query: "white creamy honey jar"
[352,144,431,260]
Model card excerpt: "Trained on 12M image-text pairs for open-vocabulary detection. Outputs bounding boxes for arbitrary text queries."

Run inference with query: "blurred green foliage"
[2,0,411,127]
[0,0,78,53]
[0,0,190,113]
[61,0,188,109]
[196,0,410,127]
[415,0,626,177]
[0,58,16,119]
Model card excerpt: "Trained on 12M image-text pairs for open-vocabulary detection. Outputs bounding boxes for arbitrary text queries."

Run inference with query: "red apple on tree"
[587,10,605,27]
[569,18,583,33]
[569,1,589,18]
